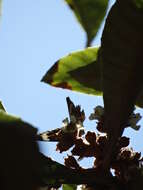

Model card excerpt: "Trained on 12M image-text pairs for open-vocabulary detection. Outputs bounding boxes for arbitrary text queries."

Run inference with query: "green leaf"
[0,101,5,111]
[95,0,143,167]
[0,110,40,190]
[41,47,102,96]
[0,110,37,136]
[0,110,21,123]
[63,184,77,190]
[100,0,143,110]
[133,0,143,8]
[42,44,143,108]
[98,0,143,156]
[65,0,109,46]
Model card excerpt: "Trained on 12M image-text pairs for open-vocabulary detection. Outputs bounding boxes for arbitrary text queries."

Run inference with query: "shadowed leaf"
[0,110,41,190]
[0,110,38,141]
[0,110,39,142]
[65,0,109,46]
[0,110,21,123]
[99,0,143,169]
[69,60,102,92]
[133,0,143,8]
[136,89,143,107]
[63,184,77,190]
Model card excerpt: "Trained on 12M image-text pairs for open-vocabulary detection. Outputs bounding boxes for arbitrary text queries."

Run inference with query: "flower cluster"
[89,106,142,131]
[112,147,142,183]
[39,97,85,152]
[38,98,143,189]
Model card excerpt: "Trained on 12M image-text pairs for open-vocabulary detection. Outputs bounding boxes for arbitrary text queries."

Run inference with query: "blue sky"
[0,0,143,165]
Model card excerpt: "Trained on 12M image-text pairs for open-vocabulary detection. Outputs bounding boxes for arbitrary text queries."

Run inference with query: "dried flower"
[89,105,141,131]
[64,155,81,169]
[89,106,104,121]
[127,113,142,130]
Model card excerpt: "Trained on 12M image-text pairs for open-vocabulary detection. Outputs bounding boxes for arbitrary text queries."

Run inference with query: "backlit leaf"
[65,0,109,46]
[41,47,102,96]
[42,43,143,108]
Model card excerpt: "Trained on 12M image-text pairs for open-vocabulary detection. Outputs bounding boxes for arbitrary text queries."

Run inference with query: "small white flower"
[40,133,50,141]
[76,121,83,129]
[76,121,85,136]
